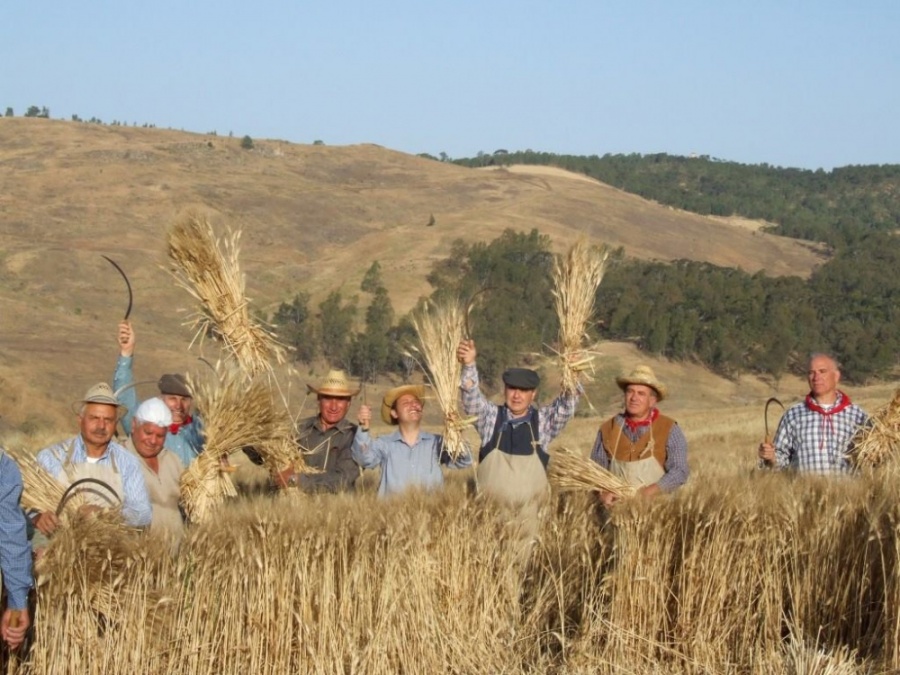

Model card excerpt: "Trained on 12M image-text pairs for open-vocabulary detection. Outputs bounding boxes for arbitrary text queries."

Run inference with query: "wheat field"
[2,383,899,674]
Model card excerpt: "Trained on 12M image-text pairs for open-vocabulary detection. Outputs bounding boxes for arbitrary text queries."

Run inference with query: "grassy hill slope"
[0,118,824,433]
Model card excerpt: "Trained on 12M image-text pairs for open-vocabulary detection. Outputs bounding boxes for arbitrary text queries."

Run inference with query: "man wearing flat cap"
[114,320,204,467]
[32,383,153,539]
[457,339,580,505]
[352,384,472,497]
[590,365,689,506]
[123,397,185,539]
[269,369,362,493]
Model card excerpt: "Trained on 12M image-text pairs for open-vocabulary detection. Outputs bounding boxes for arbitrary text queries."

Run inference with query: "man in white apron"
[457,340,580,512]
[590,365,689,506]
[31,383,153,541]
[123,397,185,540]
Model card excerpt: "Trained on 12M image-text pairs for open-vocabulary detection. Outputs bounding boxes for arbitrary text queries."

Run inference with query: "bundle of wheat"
[4,446,85,516]
[849,387,900,468]
[166,209,285,376]
[181,367,294,522]
[552,238,609,396]
[547,446,638,498]
[407,298,477,461]
[30,511,176,674]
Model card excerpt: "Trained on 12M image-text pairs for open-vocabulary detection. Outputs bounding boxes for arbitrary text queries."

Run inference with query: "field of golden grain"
[2,382,898,674]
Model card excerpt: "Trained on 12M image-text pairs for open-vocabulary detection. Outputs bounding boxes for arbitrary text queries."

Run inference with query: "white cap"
[133,397,173,428]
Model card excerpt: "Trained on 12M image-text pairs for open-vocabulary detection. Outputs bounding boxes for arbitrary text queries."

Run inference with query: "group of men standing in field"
[0,310,870,651]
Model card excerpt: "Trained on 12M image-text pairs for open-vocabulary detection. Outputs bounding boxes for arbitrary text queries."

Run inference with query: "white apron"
[608,422,665,487]
[56,441,124,513]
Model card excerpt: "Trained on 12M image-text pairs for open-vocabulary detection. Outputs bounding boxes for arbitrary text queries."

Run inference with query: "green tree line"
[271,229,900,385]
[452,151,900,247]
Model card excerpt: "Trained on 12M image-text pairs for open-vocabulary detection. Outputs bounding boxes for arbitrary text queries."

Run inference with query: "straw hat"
[615,365,668,401]
[79,382,125,409]
[381,384,428,425]
[307,369,361,397]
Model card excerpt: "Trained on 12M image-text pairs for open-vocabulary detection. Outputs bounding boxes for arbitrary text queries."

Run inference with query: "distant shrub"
[241,135,254,150]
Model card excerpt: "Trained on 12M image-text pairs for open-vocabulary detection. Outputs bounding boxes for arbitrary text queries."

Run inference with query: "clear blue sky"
[2,1,897,170]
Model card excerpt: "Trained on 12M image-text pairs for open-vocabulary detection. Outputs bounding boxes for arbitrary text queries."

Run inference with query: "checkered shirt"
[769,394,868,474]
[459,363,579,449]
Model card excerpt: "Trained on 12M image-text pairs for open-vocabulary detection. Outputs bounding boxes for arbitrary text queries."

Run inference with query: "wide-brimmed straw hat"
[381,384,428,425]
[307,369,361,398]
[615,365,668,401]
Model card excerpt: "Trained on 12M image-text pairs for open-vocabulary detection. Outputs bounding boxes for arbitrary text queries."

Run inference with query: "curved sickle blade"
[101,255,133,320]
[764,397,785,442]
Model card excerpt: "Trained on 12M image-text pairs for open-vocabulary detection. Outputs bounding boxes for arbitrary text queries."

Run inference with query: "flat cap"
[502,368,540,390]
[158,373,192,397]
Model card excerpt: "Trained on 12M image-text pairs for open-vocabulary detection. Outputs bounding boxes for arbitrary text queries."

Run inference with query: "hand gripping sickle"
[764,397,785,444]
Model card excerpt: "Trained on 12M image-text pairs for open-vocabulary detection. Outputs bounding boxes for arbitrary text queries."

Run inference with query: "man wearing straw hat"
[758,353,868,474]
[0,448,32,649]
[31,383,152,538]
[114,320,205,467]
[352,384,472,497]
[456,340,579,506]
[271,369,362,492]
[123,397,185,539]
[590,365,689,506]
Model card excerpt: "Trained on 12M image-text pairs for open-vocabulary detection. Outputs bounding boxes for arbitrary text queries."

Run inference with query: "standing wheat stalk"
[407,299,477,462]
[166,209,285,376]
[552,238,609,395]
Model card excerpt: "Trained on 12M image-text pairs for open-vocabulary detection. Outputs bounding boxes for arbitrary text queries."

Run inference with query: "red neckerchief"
[169,415,193,435]
[804,391,851,416]
[623,407,659,433]
[804,391,851,450]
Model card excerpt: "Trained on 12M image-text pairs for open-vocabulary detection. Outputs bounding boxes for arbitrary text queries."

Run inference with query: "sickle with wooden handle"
[765,397,785,443]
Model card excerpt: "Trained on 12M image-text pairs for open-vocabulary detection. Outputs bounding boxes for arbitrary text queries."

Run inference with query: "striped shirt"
[0,452,33,609]
[36,436,153,527]
[767,394,868,474]
[589,413,689,492]
[459,363,579,451]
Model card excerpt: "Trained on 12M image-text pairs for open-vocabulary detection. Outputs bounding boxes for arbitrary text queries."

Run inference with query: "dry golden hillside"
[0,117,826,434]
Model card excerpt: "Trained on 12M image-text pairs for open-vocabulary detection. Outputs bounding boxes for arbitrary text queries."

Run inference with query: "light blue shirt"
[352,429,472,497]
[36,435,153,527]
[0,452,33,608]
[113,355,204,466]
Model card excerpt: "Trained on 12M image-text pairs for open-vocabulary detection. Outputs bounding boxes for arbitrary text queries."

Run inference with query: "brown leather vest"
[599,413,675,469]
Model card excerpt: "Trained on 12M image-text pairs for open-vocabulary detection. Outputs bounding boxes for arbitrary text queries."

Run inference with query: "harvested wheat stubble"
[166,209,286,377]
[849,387,900,468]
[552,238,609,397]
[407,298,477,462]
